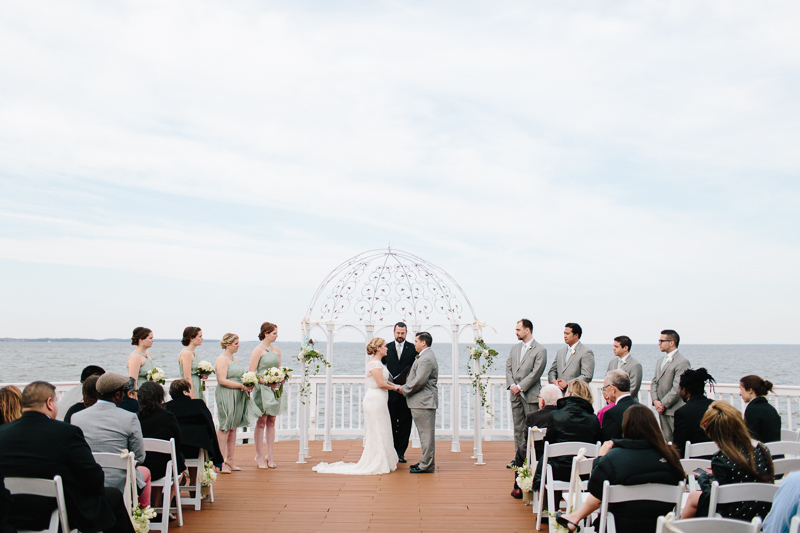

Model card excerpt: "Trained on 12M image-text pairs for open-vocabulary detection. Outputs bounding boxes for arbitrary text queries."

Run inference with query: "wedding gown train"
[312,361,398,475]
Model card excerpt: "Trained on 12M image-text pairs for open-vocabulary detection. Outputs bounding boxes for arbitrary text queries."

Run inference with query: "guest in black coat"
[511,384,562,498]
[741,375,782,443]
[532,380,601,489]
[118,378,140,414]
[673,368,716,457]
[64,374,101,424]
[599,370,638,442]
[137,382,186,480]
[0,381,133,533]
[165,379,224,468]
[558,405,686,533]
[381,322,418,462]
[0,472,16,533]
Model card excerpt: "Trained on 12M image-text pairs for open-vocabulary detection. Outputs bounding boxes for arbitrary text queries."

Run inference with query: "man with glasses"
[650,330,690,442]
[599,370,637,441]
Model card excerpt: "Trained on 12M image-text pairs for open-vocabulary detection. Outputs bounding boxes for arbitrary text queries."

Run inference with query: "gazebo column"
[471,323,485,465]
[365,324,374,366]
[323,322,336,452]
[297,354,308,463]
[450,323,460,452]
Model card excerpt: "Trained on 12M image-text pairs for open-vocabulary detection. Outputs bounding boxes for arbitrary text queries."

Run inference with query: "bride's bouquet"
[196,360,215,391]
[241,371,259,395]
[146,367,166,385]
[262,366,292,398]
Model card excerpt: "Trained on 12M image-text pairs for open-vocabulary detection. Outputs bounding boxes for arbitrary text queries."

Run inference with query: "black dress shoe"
[410,463,419,469]
[511,488,523,499]
[410,467,432,473]
[398,456,407,463]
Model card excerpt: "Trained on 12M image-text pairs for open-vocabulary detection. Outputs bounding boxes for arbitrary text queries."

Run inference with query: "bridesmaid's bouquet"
[196,361,215,391]
[262,366,293,398]
[241,371,259,395]
[146,367,166,385]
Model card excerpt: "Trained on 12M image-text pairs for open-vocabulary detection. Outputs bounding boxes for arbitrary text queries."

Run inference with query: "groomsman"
[548,323,594,391]
[382,322,418,463]
[505,319,548,453]
[650,329,691,442]
[605,336,643,400]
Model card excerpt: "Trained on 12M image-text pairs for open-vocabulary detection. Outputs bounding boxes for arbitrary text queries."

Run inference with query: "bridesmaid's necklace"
[134,350,148,357]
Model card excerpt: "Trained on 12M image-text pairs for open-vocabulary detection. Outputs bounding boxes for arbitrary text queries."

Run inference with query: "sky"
[1,0,799,344]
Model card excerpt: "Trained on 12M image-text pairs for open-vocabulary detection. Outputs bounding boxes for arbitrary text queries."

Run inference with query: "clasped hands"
[653,400,666,414]
[510,384,522,396]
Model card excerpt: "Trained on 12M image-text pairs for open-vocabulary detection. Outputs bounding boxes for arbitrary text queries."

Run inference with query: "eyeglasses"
[600,386,614,391]
[658,340,672,344]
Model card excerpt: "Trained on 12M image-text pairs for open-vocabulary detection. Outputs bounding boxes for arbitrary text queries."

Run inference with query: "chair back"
[707,480,779,518]
[685,440,719,458]
[4,475,71,533]
[182,448,214,510]
[790,515,799,533]
[143,437,183,529]
[92,452,136,516]
[781,429,800,442]
[767,441,800,457]
[526,427,547,473]
[773,458,800,477]
[598,480,684,533]
[535,441,600,530]
[655,515,761,533]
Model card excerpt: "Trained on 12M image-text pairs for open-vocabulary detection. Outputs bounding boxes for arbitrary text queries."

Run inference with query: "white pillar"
[323,323,335,452]
[365,324,374,366]
[472,354,485,465]
[450,323,460,452]
[297,354,308,463]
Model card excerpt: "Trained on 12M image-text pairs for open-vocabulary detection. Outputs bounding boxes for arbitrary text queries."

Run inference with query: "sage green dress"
[178,349,204,401]
[215,355,251,431]
[249,346,289,417]
[137,355,155,386]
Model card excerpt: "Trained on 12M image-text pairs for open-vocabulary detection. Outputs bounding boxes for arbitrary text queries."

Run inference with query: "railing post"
[451,323,460,452]
[323,323,335,452]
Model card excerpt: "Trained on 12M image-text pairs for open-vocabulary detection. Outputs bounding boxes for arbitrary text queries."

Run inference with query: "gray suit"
[547,342,594,386]
[402,347,438,472]
[649,350,691,442]
[606,355,643,400]
[72,400,146,491]
[505,340,547,450]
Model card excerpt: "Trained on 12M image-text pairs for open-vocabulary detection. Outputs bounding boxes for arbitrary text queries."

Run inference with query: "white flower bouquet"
[262,366,292,398]
[146,367,165,385]
[467,338,499,417]
[512,459,534,493]
[196,360,214,377]
[131,504,156,533]
[241,371,259,394]
[199,460,217,486]
[297,339,329,371]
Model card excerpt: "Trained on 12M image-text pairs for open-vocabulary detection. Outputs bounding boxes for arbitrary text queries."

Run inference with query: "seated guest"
[165,379,224,470]
[681,401,775,521]
[558,405,686,533]
[741,374,782,443]
[138,381,186,514]
[599,370,637,442]
[673,367,715,458]
[0,381,133,533]
[596,385,615,427]
[0,386,22,425]
[0,472,14,533]
[119,378,140,414]
[511,384,562,499]
[56,364,104,420]
[762,471,800,533]
[72,373,152,509]
[64,374,101,424]
[532,380,601,514]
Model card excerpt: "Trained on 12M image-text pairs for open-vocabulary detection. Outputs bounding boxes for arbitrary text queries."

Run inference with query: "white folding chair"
[655,515,761,533]
[92,452,137,516]
[563,456,598,529]
[182,448,214,510]
[681,458,712,492]
[774,458,800,478]
[707,480,779,518]
[526,427,547,474]
[535,441,601,532]
[598,480,684,533]
[780,429,800,443]
[790,515,800,533]
[767,441,800,458]
[143,438,184,530]
[3,476,74,533]
[685,441,719,459]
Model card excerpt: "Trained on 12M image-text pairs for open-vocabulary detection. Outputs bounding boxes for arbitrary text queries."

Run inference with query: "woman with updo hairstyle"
[313,337,402,475]
[127,327,155,389]
[673,367,716,457]
[0,386,22,425]
[177,326,204,400]
[247,322,288,469]
[214,333,253,473]
[681,400,775,521]
[740,375,782,442]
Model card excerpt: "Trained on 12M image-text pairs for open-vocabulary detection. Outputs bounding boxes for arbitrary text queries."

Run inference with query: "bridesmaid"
[127,327,155,389]
[178,327,204,400]
[248,322,288,469]
[214,333,253,473]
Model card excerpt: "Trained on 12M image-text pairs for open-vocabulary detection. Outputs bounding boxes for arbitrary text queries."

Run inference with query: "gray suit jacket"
[402,347,439,410]
[71,401,146,491]
[505,340,547,403]
[606,355,643,400]
[650,350,691,415]
[547,342,594,384]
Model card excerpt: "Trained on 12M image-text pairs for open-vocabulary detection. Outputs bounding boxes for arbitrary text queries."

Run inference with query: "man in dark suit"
[0,381,133,533]
[381,322,418,463]
[600,370,639,442]
[511,384,562,499]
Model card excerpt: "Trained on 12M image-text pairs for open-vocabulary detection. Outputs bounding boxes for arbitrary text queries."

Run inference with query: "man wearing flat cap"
[72,373,148,494]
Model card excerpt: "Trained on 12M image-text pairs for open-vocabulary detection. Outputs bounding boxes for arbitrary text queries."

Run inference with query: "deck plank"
[180,440,546,532]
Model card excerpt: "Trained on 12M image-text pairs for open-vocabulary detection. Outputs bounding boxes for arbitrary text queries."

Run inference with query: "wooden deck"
[180,440,546,533]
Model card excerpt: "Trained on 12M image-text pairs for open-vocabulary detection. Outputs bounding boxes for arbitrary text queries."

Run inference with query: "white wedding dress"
[312,360,399,475]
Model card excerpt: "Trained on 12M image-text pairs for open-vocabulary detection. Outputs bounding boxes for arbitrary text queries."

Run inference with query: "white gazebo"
[297,247,490,463]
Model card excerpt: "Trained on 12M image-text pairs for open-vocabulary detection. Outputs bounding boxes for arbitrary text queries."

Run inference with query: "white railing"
[11,377,800,455]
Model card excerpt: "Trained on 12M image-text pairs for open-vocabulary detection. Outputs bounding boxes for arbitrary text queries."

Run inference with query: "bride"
[313,337,401,475]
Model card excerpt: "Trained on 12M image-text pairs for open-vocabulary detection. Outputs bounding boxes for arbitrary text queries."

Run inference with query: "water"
[1,341,798,386]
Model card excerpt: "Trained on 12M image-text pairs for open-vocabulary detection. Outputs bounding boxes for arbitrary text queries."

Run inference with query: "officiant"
[382,322,418,463]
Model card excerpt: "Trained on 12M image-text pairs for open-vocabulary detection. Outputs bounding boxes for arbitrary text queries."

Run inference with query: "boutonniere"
[621,360,628,367]
[569,347,576,356]
[415,354,420,360]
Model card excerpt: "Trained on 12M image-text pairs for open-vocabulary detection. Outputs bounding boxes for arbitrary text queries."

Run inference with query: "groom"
[401,331,438,474]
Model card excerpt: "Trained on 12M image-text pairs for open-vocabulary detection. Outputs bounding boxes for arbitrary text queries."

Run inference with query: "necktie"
[617,358,623,369]
[661,356,671,372]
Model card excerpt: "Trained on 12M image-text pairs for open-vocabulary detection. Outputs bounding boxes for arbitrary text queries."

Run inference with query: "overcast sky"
[1,0,798,344]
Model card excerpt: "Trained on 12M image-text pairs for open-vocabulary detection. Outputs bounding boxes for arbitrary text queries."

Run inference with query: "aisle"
[180,439,546,533]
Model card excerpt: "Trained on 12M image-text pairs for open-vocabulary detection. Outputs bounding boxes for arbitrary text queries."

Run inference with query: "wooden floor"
[180,440,547,533]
